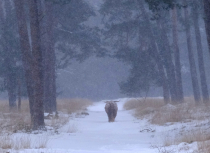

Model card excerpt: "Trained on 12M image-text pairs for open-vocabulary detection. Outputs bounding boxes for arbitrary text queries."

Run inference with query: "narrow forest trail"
[47,99,158,153]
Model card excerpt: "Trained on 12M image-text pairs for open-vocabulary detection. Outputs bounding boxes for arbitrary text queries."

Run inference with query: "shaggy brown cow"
[104,101,119,122]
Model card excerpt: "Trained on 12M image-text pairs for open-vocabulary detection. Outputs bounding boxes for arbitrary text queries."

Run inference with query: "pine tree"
[29,0,45,129]
[192,0,209,103]
[183,0,201,103]
[172,7,184,102]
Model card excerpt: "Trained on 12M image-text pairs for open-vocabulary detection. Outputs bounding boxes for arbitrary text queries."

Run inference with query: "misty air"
[0,0,210,152]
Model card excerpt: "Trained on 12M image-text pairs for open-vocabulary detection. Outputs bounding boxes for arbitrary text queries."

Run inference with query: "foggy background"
[0,0,209,102]
[54,0,210,101]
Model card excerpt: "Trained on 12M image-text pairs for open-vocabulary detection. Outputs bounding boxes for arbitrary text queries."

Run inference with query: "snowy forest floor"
[1,98,209,153]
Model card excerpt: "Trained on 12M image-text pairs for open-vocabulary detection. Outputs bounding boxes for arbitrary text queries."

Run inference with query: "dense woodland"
[0,0,210,130]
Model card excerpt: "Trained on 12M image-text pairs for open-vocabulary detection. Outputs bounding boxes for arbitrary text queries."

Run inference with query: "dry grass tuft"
[124,98,165,111]
[0,134,31,150]
[198,140,210,153]
[124,98,165,119]
[151,102,194,125]
[0,100,31,134]
[13,135,31,149]
[0,134,49,150]
[164,129,210,147]
[0,135,13,149]
[34,134,49,148]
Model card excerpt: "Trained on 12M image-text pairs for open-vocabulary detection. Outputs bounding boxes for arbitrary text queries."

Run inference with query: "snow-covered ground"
[4,98,199,153]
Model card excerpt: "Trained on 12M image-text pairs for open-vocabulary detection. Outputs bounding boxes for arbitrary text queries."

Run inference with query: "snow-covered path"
[46,99,158,153]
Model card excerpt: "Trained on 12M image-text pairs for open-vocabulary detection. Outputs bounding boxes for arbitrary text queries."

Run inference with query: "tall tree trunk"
[18,76,21,112]
[139,1,170,103]
[6,68,17,109]
[157,17,178,103]
[192,2,209,103]
[203,0,210,55]
[0,0,17,109]
[184,1,201,103]
[29,0,45,130]
[14,0,35,126]
[46,1,57,112]
[39,0,57,113]
[38,0,50,113]
[172,7,184,102]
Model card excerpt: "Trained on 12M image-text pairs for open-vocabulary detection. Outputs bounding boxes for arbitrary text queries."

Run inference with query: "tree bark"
[157,17,178,103]
[6,69,17,109]
[203,0,210,55]
[172,7,184,103]
[46,1,57,112]
[18,77,21,112]
[39,0,57,113]
[0,0,17,109]
[192,2,209,103]
[183,1,201,103]
[14,0,35,123]
[29,0,45,130]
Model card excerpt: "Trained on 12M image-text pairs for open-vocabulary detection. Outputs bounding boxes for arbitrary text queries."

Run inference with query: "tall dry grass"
[198,140,210,153]
[57,98,92,114]
[0,134,49,150]
[0,98,92,134]
[124,98,165,118]
[0,134,31,150]
[0,100,31,134]
[124,98,165,111]
[164,129,210,146]
[124,97,210,125]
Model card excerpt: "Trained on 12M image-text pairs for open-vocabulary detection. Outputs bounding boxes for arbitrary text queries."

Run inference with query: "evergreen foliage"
[54,0,104,68]
[100,0,164,96]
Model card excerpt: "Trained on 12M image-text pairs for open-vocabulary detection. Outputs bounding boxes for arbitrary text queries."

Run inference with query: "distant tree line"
[1,0,210,130]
